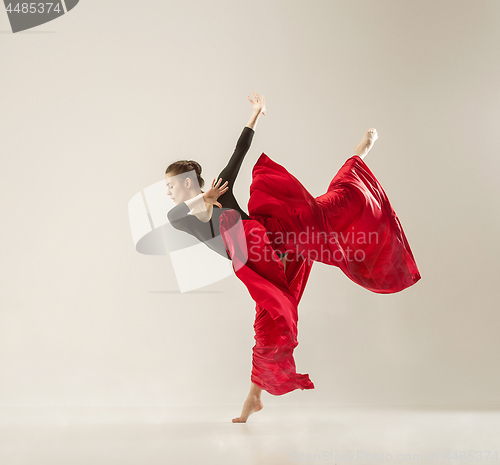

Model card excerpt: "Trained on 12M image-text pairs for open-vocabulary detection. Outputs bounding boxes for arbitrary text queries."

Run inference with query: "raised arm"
[217,93,266,189]
[168,93,266,227]
[214,93,266,220]
[217,126,255,188]
[245,92,266,129]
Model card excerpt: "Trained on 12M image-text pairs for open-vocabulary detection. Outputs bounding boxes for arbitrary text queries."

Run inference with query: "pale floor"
[1,405,499,464]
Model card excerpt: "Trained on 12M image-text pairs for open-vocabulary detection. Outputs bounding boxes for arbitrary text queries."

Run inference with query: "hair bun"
[165,159,205,190]
[189,160,201,175]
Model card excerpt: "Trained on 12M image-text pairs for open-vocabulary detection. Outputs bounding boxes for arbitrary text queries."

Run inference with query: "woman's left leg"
[232,253,289,423]
[232,382,263,423]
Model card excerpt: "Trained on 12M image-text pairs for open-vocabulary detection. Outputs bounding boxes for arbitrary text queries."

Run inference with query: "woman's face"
[165,172,194,205]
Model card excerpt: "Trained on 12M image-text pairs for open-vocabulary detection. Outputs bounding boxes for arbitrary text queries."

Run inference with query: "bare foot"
[354,128,378,159]
[232,395,264,423]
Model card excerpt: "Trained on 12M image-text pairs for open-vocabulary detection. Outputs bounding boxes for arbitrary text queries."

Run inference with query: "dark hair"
[165,160,205,190]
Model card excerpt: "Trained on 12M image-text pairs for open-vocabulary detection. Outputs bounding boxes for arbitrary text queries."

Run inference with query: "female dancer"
[165,92,421,423]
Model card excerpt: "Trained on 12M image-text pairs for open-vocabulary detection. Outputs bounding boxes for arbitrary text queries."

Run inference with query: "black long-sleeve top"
[166,126,254,260]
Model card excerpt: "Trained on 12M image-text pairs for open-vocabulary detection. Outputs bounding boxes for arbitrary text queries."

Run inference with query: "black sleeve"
[217,126,254,186]
[216,126,254,220]
[167,202,193,233]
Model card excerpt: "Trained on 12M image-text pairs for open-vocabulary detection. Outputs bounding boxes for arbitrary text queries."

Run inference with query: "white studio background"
[1,0,499,412]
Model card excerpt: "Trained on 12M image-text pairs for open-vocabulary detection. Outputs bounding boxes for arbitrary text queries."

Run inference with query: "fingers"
[216,179,228,187]
[211,178,229,194]
[249,92,265,113]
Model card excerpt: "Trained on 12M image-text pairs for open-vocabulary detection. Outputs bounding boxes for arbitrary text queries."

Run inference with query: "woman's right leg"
[354,128,378,159]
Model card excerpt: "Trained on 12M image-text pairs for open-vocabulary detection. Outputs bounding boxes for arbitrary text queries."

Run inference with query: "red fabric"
[218,153,421,396]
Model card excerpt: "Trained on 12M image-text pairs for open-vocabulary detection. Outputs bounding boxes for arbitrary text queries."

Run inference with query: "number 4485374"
[5,3,62,14]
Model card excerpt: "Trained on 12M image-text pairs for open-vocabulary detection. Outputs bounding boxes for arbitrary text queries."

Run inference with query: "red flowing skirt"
[218,153,421,396]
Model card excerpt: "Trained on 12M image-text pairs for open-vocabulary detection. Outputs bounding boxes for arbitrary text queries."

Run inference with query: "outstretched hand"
[203,178,229,208]
[247,92,266,115]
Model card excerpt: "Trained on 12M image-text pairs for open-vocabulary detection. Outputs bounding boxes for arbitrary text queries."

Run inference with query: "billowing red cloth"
[218,153,421,396]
